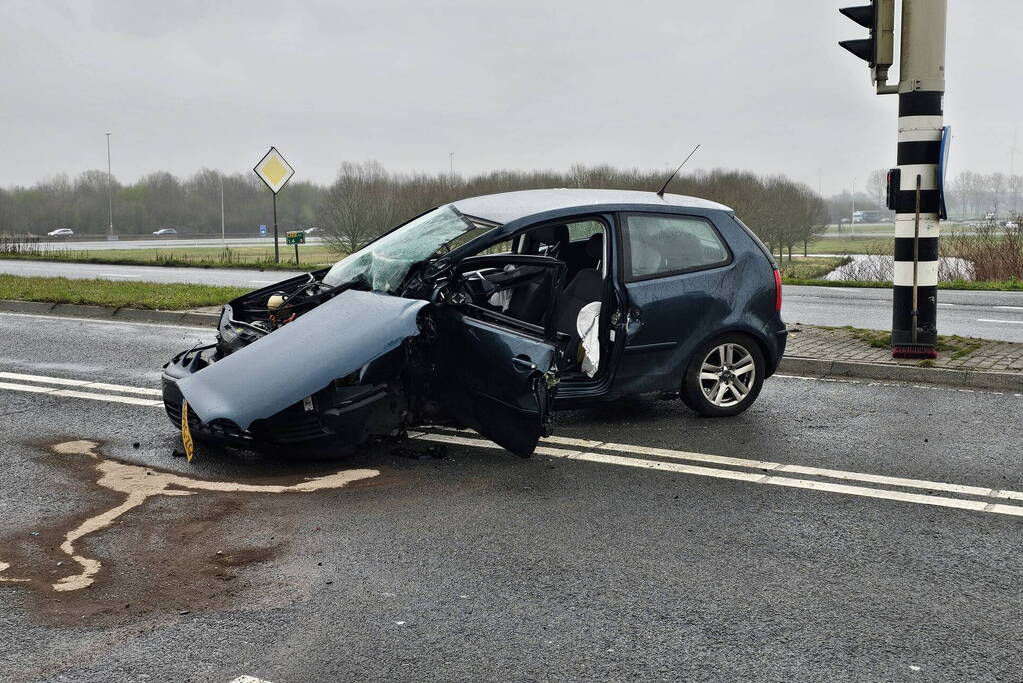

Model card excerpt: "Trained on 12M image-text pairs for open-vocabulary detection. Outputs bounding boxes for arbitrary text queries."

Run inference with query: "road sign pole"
[294,242,300,265]
[891,0,946,357]
[272,192,280,263]
[253,146,294,265]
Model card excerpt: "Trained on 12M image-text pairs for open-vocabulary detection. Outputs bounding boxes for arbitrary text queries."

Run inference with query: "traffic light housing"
[839,0,895,83]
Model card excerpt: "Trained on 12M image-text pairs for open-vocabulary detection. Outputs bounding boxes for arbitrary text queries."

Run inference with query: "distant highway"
[31,236,326,251]
[0,259,307,288]
[1,259,1021,342]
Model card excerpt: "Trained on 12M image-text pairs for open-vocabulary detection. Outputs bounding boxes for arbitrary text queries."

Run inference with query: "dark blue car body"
[162,189,785,457]
[441,190,787,406]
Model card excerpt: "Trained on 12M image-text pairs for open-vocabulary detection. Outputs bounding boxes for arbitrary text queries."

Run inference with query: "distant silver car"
[153,228,178,236]
[304,227,323,236]
[47,228,74,237]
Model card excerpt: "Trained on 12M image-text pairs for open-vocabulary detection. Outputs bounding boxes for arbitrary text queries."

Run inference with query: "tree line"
[0,170,322,238]
[0,163,829,259]
[320,162,828,259]
[823,170,1023,225]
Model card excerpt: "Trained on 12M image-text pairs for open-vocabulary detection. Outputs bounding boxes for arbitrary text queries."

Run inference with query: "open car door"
[432,307,559,456]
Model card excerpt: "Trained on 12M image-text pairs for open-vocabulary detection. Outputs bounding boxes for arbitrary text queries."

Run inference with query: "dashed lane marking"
[977,319,1023,325]
[0,372,162,396]
[0,311,213,331]
[0,381,163,406]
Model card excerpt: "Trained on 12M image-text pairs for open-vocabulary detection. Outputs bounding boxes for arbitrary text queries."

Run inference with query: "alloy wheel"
[698,342,756,408]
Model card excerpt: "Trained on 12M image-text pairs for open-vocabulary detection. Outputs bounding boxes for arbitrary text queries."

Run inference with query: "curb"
[0,299,219,327]
[778,356,1023,393]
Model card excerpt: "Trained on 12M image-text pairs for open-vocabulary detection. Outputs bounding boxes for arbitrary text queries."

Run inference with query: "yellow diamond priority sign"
[253,146,295,194]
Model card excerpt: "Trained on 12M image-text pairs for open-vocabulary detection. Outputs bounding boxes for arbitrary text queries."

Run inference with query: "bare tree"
[865,169,887,213]
[319,161,400,254]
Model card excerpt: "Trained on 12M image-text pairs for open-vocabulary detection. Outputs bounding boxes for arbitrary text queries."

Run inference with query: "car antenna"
[656,144,701,198]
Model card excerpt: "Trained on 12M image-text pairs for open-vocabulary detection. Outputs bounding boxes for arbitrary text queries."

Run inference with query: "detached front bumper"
[161,346,393,452]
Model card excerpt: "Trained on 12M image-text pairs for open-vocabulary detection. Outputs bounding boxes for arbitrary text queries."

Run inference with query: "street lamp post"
[220,175,226,247]
[105,133,114,239]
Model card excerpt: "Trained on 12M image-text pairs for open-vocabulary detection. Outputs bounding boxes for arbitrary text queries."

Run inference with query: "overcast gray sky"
[1,0,1019,195]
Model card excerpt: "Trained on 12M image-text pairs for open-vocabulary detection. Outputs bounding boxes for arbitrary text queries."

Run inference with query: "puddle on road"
[0,440,379,609]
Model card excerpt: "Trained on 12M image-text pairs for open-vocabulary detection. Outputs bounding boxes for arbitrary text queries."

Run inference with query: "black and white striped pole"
[840,0,947,358]
[890,0,946,357]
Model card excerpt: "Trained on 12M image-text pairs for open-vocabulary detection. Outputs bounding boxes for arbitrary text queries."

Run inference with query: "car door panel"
[432,308,556,457]
[614,211,737,395]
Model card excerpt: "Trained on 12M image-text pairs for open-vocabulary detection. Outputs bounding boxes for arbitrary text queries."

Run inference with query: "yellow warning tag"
[181,400,195,462]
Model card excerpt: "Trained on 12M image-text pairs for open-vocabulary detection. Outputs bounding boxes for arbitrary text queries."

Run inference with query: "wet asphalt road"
[1,312,1022,682]
[3,258,1022,342]
[783,285,1023,343]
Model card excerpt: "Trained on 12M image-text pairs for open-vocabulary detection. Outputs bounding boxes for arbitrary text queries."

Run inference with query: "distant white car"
[47,228,74,237]
[304,227,323,235]
[153,228,178,236]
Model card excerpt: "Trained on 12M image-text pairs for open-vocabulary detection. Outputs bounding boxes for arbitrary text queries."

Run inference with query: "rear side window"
[622,214,731,281]
[566,220,604,243]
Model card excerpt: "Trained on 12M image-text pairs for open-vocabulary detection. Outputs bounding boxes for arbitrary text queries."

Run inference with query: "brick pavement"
[786,325,1023,373]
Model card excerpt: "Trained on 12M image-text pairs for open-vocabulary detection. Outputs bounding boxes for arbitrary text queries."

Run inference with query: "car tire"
[681,334,765,417]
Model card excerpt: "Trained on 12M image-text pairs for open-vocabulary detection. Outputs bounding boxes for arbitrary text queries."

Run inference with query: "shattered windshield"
[322,206,485,292]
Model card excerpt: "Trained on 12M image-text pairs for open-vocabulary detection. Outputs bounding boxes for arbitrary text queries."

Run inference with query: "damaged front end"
[161,286,435,455]
[160,204,562,458]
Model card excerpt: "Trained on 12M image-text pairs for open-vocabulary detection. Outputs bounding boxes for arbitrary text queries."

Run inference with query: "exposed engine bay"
[163,257,570,458]
[216,268,338,356]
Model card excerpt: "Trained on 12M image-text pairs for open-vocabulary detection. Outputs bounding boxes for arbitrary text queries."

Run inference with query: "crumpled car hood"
[177,289,429,429]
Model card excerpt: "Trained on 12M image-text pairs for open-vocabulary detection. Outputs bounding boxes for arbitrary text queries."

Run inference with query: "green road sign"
[286,230,305,245]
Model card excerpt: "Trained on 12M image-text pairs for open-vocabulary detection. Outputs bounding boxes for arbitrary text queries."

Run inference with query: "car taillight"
[773,269,782,312]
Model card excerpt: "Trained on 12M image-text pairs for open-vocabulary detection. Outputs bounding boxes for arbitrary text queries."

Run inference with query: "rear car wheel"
[681,334,765,417]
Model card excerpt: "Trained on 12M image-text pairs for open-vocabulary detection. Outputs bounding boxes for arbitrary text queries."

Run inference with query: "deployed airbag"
[177,289,429,429]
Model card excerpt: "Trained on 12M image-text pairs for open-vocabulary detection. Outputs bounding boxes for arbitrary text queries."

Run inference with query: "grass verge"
[776,256,850,280]
[0,245,337,270]
[0,274,248,310]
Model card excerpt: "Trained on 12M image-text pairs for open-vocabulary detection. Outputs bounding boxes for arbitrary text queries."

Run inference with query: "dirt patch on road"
[0,439,380,626]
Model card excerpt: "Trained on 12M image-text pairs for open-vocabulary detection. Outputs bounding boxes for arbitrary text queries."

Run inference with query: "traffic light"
[839,0,895,83]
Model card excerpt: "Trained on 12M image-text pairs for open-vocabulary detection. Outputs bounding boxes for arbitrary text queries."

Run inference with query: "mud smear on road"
[0,439,381,626]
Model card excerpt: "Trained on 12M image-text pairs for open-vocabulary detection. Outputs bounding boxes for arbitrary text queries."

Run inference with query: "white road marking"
[0,311,212,331]
[230,677,274,683]
[994,306,1023,311]
[0,381,162,406]
[248,280,277,284]
[98,273,140,278]
[937,303,954,307]
[0,372,162,396]
[976,319,1023,325]
[4,371,1023,516]
[539,434,1023,500]
[413,431,1023,518]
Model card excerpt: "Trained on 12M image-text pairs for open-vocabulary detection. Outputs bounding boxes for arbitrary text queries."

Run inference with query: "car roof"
[449,188,731,225]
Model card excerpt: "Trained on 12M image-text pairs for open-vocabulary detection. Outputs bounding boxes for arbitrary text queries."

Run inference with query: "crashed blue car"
[162,189,786,457]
